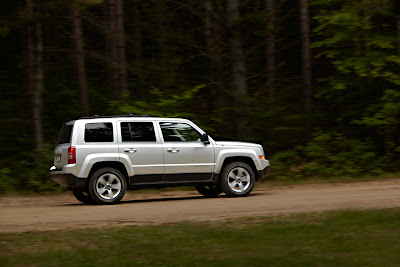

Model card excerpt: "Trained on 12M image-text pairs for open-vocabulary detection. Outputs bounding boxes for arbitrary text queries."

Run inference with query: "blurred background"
[1,0,400,191]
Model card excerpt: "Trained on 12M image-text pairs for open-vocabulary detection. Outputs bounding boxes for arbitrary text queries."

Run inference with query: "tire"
[88,167,127,205]
[220,162,255,197]
[195,185,222,198]
[73,190,94,204]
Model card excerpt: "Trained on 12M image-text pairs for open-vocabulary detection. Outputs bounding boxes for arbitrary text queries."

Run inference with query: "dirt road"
[1,179,400,233]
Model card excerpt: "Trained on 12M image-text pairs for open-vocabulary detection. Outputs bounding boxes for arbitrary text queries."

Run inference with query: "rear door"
[159,121,215,182]
[117,121,164,183]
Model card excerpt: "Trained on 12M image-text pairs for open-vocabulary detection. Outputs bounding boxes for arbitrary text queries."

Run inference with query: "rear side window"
[121,122,156,142]
[85,123,114,142]
[58,124,73,144]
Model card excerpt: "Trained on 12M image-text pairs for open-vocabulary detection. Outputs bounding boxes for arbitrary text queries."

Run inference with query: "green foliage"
[355,89,400,128]
[310,0,400,164]
[0,168,12,192]
[109,85,206,118]
[0,142,62,193]
[272,132,379,179]
[313,0,399,90]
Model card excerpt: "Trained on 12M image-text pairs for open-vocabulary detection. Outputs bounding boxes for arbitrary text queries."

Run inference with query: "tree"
[227,0,249,138]
[313,0,399,154]
[72,1,89,116]
[105,0,127,101]
[299,0,312,139]
[204,0,225,129]
[131,0,144,97]
[26,0,44,151]
[265,0,276,101]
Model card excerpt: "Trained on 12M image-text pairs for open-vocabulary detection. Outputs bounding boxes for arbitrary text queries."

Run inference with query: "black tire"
[73,190,94,204]
[220,162,255,197]
[88,167,127,205]
[195,185,222,198]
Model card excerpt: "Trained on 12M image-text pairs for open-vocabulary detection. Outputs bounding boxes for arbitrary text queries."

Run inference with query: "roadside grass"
[1,208,400,266]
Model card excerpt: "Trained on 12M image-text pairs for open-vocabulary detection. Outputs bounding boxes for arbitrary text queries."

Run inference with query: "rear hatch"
[54,122,74,170]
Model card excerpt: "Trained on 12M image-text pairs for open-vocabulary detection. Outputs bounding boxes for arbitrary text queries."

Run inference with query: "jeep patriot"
[50,115,270,204]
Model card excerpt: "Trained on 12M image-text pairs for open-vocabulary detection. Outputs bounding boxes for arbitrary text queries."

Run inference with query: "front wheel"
[195,185,222,198]
[88,168,127,205]
[220,162,255,197]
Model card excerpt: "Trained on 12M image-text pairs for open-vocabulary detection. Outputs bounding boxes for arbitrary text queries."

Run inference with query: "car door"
[159,121,215,182]
[118,121,164,183]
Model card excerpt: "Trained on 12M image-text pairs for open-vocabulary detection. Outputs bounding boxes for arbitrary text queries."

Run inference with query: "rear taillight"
[68,146,76,164]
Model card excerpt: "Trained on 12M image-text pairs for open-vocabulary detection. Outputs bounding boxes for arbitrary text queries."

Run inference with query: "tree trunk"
[26,0,44,151]
[299,0,312,139]
[132,0,144,97]
[204,0,225,125]
[156,1,170,90]
[265,0,276,101]
[72,2,89,116]
[105,0,127,101]
[115,0,127,99]
[227,0,248,138]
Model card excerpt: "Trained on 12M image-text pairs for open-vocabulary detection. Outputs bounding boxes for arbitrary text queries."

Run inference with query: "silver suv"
[50,115,270,204]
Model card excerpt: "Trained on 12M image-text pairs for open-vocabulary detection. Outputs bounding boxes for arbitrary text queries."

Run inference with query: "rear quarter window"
[58,124,73,144]
[85,123,114,142]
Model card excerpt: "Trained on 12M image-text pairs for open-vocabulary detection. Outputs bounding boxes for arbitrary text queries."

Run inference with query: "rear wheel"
[195,185,222,198]
[72,190,94,204]
[220,162,255,197]
[88,168,127,205]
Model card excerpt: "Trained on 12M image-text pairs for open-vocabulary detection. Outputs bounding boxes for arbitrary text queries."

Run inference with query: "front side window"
[160,122,201,142]
[121,122,156,142]
[85,123,113,142]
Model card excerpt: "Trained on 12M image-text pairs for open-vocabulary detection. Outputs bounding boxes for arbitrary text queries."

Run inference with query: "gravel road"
[1,179,400,233]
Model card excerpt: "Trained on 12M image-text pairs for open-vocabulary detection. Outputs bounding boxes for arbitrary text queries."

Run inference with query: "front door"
[159,122,215,182]
[118,121,164,183]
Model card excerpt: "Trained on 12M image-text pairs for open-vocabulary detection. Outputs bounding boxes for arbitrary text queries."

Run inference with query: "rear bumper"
[50,171,86,190]
[257,166,270,181]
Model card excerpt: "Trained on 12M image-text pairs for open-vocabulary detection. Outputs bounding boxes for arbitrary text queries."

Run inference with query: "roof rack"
[81,114,152,119]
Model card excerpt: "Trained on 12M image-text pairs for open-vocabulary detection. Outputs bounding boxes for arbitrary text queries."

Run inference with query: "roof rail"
[80,114,152,119]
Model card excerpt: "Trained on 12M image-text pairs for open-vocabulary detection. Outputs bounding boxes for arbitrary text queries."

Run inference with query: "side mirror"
[200,133,210,145]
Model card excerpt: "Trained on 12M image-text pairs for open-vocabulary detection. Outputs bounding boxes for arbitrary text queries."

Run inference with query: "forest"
[1,0,400,191]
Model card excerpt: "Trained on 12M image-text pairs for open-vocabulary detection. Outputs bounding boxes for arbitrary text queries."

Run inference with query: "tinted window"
[121,122,156,142]
[85,123,113,142]
[58,124,73,144]
[160,122,201,142]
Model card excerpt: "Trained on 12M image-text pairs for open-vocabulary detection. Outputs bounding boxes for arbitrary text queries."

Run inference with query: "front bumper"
[257,166,270,181]
[50,166,86,190]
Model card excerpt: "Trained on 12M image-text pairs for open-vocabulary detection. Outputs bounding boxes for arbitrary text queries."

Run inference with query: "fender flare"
[214,149,262,174]
[78,153,133,178]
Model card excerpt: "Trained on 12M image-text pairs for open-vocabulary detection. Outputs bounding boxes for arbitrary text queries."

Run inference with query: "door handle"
[124,148,137,153]
[167,148,179,153]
